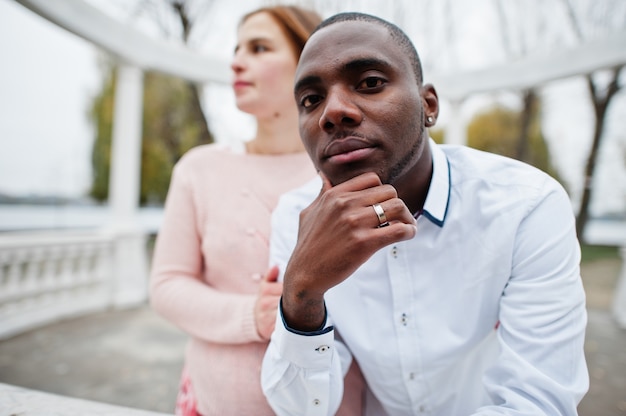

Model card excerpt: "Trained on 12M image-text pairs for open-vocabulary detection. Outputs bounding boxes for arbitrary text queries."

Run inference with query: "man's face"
[294,20,427,186]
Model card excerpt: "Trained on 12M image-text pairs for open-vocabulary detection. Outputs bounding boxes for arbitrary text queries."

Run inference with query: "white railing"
[0,382,170,416]
[0,229,148,340]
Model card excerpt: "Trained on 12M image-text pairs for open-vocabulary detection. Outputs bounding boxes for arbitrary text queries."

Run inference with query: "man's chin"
[322,168,383,187]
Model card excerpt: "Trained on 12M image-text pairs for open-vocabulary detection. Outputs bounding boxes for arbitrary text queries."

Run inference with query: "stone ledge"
[0,382,171,415]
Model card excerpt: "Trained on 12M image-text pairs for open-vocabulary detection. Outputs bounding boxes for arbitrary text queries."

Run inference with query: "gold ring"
[372,203,388,226]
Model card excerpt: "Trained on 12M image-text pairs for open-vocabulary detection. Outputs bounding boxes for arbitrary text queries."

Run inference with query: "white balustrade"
[0,383,170,416]
[0,230,148,340]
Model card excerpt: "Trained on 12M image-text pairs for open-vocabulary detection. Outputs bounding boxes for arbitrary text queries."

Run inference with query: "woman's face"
[231,12,299,118]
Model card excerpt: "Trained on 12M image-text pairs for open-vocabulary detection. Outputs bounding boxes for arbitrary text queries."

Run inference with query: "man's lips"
[323,138,376,164]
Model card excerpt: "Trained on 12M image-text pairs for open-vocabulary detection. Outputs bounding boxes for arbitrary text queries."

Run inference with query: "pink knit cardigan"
[150,142,320,414]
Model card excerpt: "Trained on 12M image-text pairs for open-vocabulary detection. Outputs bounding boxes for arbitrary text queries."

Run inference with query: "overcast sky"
[0,0,624,216]
[0,0,100,196]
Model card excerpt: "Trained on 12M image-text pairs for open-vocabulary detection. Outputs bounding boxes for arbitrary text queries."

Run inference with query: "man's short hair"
[312,12,423,85]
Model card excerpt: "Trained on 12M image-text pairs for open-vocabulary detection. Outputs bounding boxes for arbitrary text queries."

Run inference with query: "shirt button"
[401,313,408,326]
[419,405,426,412]
[391,246,398,258]
[315,345,330,353]
[313,399,321,406]
[409,372,415,380]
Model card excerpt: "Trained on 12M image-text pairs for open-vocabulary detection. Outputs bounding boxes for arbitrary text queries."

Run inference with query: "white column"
[444,99,467,146]
[613,247,626,328]
[109,64,143,230]
[107,63,149,308]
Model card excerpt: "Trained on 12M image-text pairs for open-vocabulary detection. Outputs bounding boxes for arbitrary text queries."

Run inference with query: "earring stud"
[427,116,434,124]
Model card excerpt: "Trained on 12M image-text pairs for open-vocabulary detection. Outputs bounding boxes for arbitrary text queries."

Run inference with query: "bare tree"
[494,0,544,163]
[168,0,214,147]
[561,0,626,238]
[120,0,217,151]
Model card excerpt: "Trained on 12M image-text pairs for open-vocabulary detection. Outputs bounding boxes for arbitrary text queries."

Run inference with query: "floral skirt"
[175,366,201,416]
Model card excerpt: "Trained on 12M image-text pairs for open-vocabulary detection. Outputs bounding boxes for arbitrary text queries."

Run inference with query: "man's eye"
[358,77,385,89]
[301,95,322,108]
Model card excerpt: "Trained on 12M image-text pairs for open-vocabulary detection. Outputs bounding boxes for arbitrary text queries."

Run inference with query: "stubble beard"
[384,116,425,185]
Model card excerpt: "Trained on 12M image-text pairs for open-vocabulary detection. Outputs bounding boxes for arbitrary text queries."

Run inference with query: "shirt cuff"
[274,298,335,370]
[280,297,334,336]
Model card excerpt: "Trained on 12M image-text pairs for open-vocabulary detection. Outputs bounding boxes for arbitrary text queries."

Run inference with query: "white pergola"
[13,0,626,328]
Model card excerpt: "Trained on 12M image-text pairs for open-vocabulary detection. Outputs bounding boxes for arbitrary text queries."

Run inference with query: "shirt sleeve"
[262,184,351,416]
[475,178,589,414]
[262,305,348,416]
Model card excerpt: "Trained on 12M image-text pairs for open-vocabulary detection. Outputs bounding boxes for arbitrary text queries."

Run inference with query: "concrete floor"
[0,257,624,415]
[0,305,186,413]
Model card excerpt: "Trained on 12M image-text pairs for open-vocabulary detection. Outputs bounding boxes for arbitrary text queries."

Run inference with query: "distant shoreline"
[0,204,163,233]
[1,204,624,247]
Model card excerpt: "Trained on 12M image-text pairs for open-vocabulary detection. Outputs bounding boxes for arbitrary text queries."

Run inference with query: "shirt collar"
[421,139,451,227]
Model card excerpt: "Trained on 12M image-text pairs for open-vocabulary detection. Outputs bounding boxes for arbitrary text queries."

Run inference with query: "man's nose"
[318,88,362,131]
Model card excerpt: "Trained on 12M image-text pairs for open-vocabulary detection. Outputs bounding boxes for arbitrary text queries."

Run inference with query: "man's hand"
[282,172,417,331]
[254,265,282,340]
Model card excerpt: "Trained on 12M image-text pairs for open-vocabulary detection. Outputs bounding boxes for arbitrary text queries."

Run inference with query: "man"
[261,12,589,416]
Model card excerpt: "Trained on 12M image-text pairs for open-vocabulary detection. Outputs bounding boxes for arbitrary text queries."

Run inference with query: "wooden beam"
[14,0,626,98]
[14,0,231,84]
[429,31,626,100]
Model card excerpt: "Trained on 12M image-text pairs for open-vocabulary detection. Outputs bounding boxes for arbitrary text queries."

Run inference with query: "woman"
[150,6,363,415]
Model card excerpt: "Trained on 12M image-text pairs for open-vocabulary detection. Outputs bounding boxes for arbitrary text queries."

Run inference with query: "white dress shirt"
[262,141,589,415]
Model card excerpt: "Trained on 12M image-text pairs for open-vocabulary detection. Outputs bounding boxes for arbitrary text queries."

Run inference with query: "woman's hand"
[254,265,283,341]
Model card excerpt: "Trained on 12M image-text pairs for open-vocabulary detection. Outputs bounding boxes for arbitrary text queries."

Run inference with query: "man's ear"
[421,83,439,122]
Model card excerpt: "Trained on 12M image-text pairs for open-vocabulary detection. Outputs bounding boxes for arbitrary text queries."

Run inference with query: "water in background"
[0,204,163,233]
[0,204,623,247]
